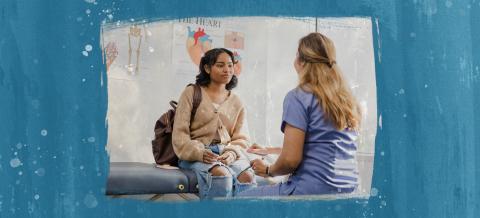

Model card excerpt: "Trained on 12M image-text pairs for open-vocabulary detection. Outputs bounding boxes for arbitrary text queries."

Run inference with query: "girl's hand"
[202,150,219,164]
[218,151,236,165]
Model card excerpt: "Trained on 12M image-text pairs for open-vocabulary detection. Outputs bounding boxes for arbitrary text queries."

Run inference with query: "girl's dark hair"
[195,48,238,90]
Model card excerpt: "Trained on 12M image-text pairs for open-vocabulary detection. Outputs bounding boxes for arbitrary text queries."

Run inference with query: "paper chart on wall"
[172,18,246,76]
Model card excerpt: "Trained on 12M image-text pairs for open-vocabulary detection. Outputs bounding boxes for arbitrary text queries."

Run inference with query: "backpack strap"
[188,84,202,120]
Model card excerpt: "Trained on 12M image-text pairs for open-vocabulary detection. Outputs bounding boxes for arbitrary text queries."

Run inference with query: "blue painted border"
[1,0,479,217]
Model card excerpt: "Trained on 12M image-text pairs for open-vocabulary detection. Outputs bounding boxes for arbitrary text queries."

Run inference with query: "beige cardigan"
[172,86,251,162]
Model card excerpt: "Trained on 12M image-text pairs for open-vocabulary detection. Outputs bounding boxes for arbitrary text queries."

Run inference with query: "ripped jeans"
[178,145,256,199]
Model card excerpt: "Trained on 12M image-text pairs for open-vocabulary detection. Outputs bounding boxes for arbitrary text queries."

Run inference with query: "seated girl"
[172,48,255,199]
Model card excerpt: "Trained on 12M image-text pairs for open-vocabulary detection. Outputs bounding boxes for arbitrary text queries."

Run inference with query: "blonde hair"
[297,32,361,130]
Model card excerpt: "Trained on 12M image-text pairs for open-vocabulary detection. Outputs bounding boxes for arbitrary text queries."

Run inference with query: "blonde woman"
[239,33,361,196]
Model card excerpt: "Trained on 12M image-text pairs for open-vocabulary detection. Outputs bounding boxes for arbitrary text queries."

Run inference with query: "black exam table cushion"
[106,162,198,195]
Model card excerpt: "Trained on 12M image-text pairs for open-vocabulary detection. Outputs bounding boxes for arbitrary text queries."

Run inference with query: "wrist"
[226,151,237,159]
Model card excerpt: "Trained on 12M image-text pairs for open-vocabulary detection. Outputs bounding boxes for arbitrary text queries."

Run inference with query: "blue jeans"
[178,144,256,199]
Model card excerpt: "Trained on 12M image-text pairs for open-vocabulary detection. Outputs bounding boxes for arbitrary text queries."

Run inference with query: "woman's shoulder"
[179,84,197,98]
[286,86,315,102]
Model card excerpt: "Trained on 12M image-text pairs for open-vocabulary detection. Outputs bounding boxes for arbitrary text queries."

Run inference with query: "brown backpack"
[152,84,202,166]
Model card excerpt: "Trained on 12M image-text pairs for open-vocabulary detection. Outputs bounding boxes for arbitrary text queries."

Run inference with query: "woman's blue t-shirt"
[279,87,359,195]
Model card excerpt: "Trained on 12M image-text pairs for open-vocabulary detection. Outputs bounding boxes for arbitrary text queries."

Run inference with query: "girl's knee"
[237,171,255,183]
[209,165,231,177]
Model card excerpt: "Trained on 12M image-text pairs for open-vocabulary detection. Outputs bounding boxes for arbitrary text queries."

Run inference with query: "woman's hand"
[250,159,269,177]
[202,150,219,164]
[247,148,269,156]
[247,143,268,155]
[247,143,282,155]
[218,151,236,165]
[249,143,265,149]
